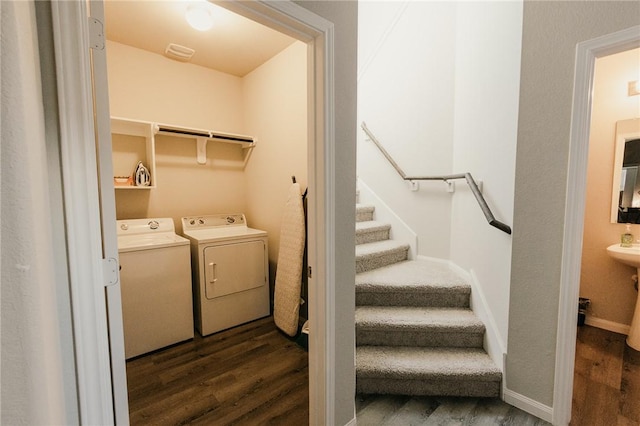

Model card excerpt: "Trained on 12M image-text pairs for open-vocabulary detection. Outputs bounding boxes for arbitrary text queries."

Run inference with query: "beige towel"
[274,183,306,336]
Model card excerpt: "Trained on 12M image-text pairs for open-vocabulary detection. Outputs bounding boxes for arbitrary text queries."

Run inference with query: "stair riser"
[356,292,469,308]
[356,211,374,223]
[356,228,390,245]
[356,249,408,273]
[356,378,500,398]
[356,330,484,348]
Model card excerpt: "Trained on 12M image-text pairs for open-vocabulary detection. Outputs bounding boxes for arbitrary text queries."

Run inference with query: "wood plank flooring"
[571,325,640,426]
[127,319,639,425]
[355,394,550,425]
[126,316,308,425]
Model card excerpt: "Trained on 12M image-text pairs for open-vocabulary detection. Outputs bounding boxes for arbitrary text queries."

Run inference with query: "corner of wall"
[502,387,554,423]
[357,178,418,258]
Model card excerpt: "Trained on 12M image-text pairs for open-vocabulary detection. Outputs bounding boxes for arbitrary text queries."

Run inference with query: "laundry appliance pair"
[116,214,269,358]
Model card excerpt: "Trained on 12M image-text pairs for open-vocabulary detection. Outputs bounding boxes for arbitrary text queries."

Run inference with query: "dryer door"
[203,240,267,300]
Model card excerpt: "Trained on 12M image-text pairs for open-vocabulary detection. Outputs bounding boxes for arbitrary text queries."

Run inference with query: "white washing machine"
[117,218,194,359]
[181,214,269,336]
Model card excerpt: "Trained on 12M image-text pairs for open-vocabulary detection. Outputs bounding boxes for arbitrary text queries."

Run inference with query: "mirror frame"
[610,117,640,223]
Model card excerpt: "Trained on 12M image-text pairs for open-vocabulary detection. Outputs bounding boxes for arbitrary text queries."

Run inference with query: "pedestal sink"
[606,243,640,351]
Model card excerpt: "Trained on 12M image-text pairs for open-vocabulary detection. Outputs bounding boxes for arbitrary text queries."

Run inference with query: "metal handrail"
[361,122,512,235]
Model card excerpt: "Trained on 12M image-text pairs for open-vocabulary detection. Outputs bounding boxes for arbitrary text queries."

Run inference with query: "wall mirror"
[611,118,640,223]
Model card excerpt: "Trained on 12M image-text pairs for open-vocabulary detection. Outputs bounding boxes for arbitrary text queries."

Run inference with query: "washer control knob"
[189,219,196,226]
[198,218,205,225]
[120,224,128,231]
[226,216,235,224]
[148,220,159,230]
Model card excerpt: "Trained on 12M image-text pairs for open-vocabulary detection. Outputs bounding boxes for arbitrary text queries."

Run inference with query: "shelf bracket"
[196,137,207,165]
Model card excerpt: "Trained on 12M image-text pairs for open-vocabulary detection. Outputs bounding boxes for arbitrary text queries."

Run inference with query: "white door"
[87,0,130,423]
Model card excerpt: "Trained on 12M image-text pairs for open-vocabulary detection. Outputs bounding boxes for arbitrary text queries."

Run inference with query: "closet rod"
[157,127,208,137]
[155,126,254,143]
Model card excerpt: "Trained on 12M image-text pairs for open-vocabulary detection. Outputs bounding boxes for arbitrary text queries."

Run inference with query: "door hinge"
[88,17,105,50]
[102,257,119,287]
[308,266,312,278]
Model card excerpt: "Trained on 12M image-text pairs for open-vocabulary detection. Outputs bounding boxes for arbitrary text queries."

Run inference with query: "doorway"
[101,1,310,422]
[555,25,640,425]
[51,1,337,424]
[579,50,640,334]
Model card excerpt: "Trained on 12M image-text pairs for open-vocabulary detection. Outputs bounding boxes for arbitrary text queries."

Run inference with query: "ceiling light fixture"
[185,3,214,31]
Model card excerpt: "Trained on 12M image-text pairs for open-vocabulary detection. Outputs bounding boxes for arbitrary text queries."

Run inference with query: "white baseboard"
[427,256,506,372]
[467,269,507,365]
[584,315,630,335]
[344,415,357,426]
[503,387,554,423]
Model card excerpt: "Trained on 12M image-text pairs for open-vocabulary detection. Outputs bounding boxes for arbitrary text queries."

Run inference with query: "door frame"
[555,24,640,425]
[50,1,336,424]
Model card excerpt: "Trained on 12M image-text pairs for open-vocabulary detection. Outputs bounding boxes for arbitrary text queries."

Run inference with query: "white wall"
[357,1,523,359]
[450,1,523,358]
[581,48,640,328]
[1,1,71,423]
[357,1,457,259]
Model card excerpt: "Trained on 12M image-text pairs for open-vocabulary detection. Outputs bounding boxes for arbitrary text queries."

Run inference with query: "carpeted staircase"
[355,201,502,397]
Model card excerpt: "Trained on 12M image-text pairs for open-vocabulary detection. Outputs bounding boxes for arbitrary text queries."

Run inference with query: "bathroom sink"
[606,243,640,268]
[607,243,640,352]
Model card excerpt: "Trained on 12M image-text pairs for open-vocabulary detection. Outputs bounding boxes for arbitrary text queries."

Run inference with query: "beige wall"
[581,48,640,327]
[508,0,640,408]
[107,41,244,132]
[243,41,308,272]
[107,40,307,242]
[107,41,248,230]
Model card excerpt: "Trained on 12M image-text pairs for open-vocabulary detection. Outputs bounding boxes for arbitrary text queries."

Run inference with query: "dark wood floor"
[126,316,309,425]
[571,325,640,426]
[127,320,639,425]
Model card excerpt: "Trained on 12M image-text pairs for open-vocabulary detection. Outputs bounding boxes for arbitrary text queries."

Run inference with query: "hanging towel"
[274,182,306,336]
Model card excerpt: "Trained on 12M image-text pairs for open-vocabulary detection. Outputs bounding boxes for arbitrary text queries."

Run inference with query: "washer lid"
[118,233,189,252]
[117,217,188,252]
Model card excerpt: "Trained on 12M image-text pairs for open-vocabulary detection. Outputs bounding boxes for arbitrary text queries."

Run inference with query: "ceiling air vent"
[164,43,195,62]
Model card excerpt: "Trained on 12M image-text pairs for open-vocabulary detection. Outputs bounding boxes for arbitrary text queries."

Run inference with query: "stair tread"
[355,220,391,233]
[356,203,375,211]
[356,346,501,381]
[355,240,409,258]
[356,306,484,331]
[356,259,469,292]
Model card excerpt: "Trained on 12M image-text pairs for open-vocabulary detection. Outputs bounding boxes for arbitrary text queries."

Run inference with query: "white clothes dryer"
[117,218,194,359]
[181,214,270,336]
